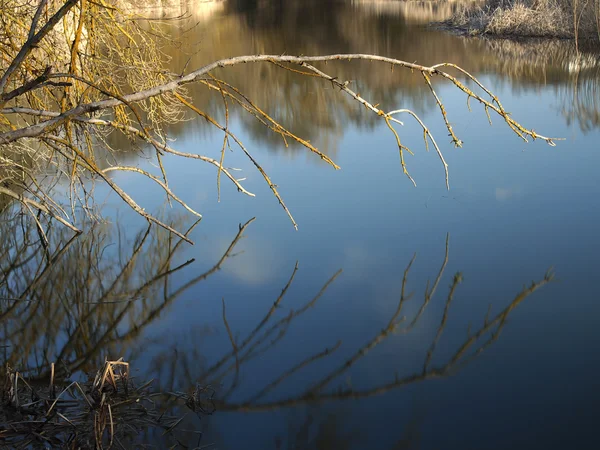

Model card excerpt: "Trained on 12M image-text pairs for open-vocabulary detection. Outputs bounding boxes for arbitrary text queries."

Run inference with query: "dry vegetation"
[1,360,199,448]
[450,0,600,42]
[0,208,242,448]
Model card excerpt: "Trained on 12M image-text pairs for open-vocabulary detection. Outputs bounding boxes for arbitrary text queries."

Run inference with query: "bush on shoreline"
[449,0,600,42]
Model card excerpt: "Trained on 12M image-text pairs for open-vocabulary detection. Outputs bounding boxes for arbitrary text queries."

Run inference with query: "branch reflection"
[0,209,255,383]
[0,213,553,447]
[146,235,553,416]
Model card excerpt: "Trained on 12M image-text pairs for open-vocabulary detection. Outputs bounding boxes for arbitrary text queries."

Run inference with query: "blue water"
[107,76,600,448]
[3,1,600,448]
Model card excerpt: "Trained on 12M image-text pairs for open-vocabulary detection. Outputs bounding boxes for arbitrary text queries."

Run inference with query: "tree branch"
[0,0,79,97]
[0,54,560,146]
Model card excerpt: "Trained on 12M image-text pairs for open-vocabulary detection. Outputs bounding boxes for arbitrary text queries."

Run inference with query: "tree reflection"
[0,208,554,447]
[481,37,600,132]
[149,234,552,410]
[130,0,600,164]
[137,235,553,448]
[0,209,257,384]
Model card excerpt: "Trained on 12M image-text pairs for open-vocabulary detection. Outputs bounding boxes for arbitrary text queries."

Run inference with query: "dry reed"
[449,0,600,41]
[1,359,206,449]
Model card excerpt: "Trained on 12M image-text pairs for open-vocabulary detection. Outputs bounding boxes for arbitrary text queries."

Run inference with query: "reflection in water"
[150,236,552,412]
[0,210,204,379]
[565,73,600,132]
[481,38,600,132]
[127,0,600,164]
[1,209,553,447]
[0,211,251,447]
[2,2,597,447]
[352,0,479,23]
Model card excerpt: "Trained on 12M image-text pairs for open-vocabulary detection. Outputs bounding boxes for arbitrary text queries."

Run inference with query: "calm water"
[3,1,600,448]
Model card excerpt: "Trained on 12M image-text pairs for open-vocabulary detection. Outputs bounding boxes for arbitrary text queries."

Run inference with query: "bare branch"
[0,0,79,97]
[0,45,560,239]
[0,54,561,146]
[0,185,80,233]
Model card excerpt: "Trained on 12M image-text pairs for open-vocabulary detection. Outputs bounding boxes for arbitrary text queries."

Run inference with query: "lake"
[2,0,600,448]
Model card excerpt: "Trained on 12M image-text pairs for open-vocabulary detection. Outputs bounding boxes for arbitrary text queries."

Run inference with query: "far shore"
[435,0,600,43]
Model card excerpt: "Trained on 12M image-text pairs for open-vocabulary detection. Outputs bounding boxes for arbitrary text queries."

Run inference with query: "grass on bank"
[449,0,600,42]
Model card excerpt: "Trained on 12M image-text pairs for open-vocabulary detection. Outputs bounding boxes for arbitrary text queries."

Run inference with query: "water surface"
[2,1,600,448]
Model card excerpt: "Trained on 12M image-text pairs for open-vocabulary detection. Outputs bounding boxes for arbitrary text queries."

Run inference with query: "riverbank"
[445,0,600,41]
